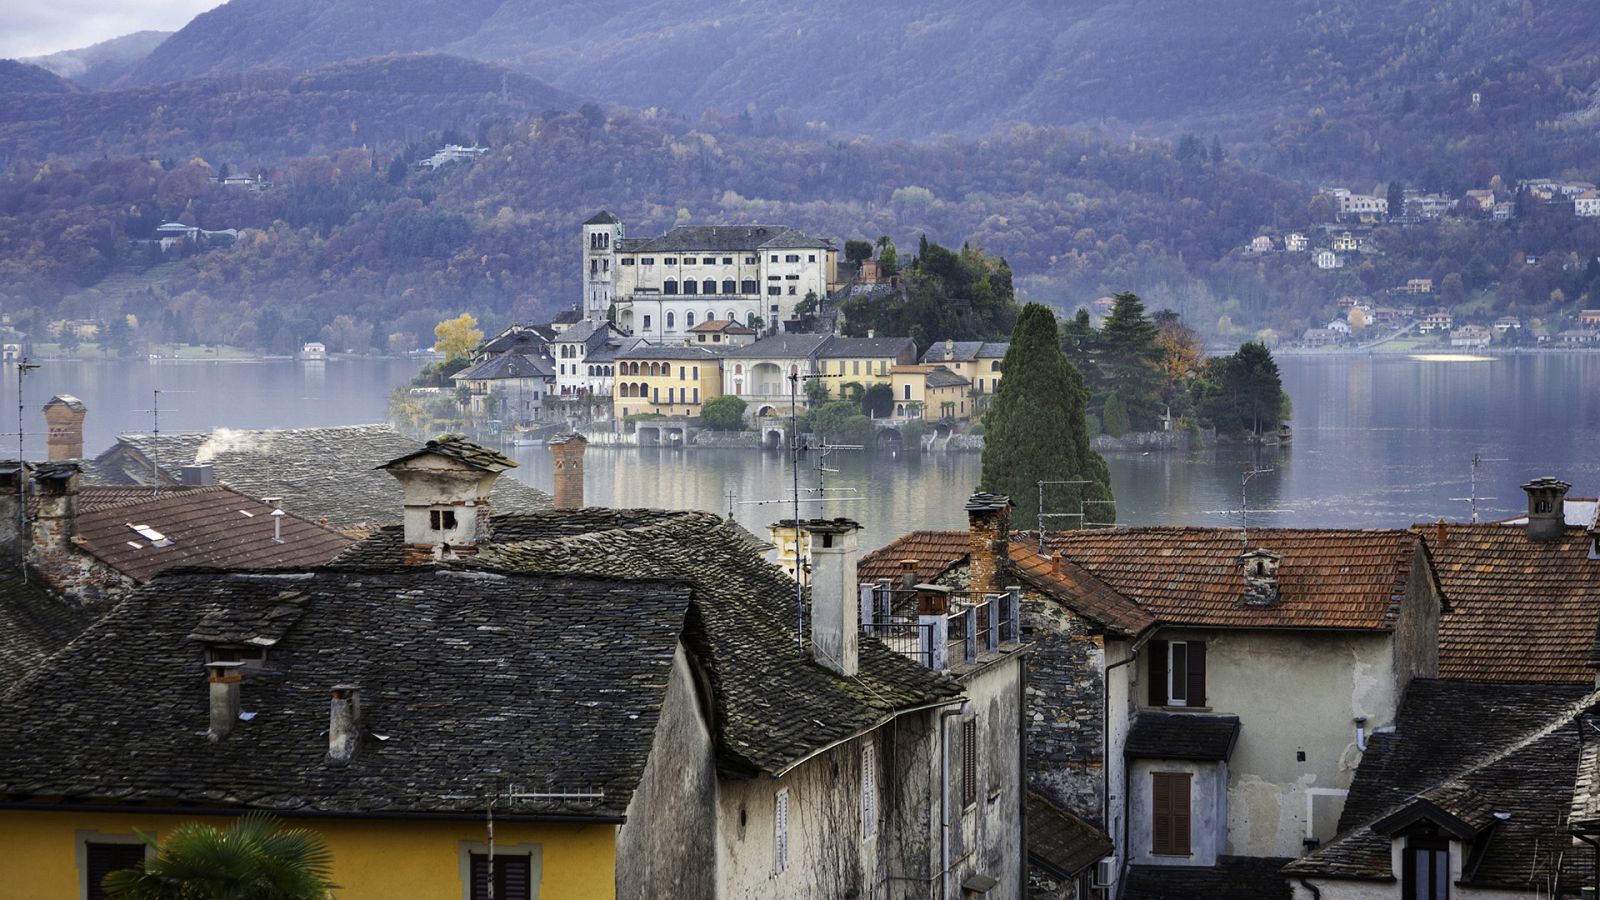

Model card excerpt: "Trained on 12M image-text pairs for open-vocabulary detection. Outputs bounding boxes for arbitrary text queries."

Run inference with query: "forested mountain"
[22,31,172,89]
[0,55,583,164]
[0,60,77,95]
[113,0,1600,148]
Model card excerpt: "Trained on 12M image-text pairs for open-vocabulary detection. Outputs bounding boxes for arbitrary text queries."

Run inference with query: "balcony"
[859,583,1021,671]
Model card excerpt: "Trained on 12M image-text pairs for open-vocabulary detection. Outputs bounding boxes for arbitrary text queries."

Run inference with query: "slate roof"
[379,434,516,473]
[1047,527,1429,631]
[552,319,613,346]
[920,341,1009,364]
[857,530,968,584]
[584,210,621,225]
[0,565,91,694]
[723,334,830,359]
[1416,522,1600,683]
[0,569,691,819]
[88,426,551,532]
[1286,680,1598,889]
[1026,790,1113,879]
[1125,857,1293,900]
[586,337,645,363]
[333,508,685,568]
[70,485,353,584]
[1123,711,1240,760]
[1007,545,1155,637]
[453,352,555,382]
[817,336,916,359]
[409,508,965,776]
[622,225,828,254]
[43,394,85,413]
[925,366,971,388]
[550,307,583,325]
[477,326,549,357]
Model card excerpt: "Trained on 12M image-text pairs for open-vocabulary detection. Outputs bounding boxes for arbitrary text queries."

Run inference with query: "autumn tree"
[433,313,482,361]
[980,303,1112,530]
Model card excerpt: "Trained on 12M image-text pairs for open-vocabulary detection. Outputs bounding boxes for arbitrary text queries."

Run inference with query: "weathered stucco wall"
[949,656,1026,898]
[1131,628,1400,859]
[616,646,717,900]
[1127,759,1228,866]
[1021,591,1107,820]
[1392,551,1442,687]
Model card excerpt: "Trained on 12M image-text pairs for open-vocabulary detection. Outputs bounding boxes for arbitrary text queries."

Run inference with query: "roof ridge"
[78,484,232,514]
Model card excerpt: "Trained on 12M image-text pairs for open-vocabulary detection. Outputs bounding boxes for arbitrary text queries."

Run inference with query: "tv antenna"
[132,389,194,492]
[15,358,39,576]
[1037,479,1091,551]
[785,370,838,656]
[1448,452,1507,523]
[1236,465,1275,547]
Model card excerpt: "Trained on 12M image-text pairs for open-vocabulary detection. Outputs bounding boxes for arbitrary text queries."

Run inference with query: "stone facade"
[1021,596,1108,821]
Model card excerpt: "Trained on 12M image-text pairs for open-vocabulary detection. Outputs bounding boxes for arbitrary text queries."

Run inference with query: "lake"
[6,352,1598,554]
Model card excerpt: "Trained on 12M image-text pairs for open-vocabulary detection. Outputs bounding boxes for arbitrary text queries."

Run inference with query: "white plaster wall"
[1104,638,1133,881]
[1126,758,1228,866]
[1131,629,1401,860]
[948,657,1026,899]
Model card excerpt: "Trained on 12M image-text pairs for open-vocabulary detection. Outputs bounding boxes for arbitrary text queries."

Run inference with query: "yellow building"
[613,345,724,418]
[816,335,918,399]
[890,364,974,421]
[919,339,1008,395]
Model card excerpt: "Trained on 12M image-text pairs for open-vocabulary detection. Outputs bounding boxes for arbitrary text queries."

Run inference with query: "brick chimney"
[29,462,79,556]
[966,492,1012,597]
[328,685,360,762]
[378,435,517,565]
[1522,476,1571,542]
[549,433,589,510]
[42,395,85,461]
[803,518,862,677]
[1239,548,1282,605]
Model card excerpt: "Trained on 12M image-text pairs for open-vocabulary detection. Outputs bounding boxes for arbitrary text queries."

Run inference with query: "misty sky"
[4,0,222,59]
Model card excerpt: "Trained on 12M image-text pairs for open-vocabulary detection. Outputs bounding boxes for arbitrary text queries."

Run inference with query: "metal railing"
[859,581,1022,672]
[860,618,936,669]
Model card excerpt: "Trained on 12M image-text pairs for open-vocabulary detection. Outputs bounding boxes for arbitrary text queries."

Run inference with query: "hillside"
[21,31,171,89]
[116,0,1600,145]
[0,55,584,164]
[0,60,77,95]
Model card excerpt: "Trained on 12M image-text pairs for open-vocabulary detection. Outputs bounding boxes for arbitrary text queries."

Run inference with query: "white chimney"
[377,436,516,565]
[328,685,360,762]
[207,661,243,742]
[803,518,862,676]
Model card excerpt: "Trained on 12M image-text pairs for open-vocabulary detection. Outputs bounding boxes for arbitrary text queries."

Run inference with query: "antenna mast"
[1239,465,1274,548]
[1448,452,1507,523]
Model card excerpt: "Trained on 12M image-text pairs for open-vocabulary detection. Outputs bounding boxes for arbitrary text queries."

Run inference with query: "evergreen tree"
[1102,391,1129,437]
[1386,180,1406,220]
[1096,292,1164,429]
[980,303,1112,530]
[1197,341,1287,435]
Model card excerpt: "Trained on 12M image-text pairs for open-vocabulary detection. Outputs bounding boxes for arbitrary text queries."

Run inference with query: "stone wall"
[689,430,766,449]
[1021,591,1108,822]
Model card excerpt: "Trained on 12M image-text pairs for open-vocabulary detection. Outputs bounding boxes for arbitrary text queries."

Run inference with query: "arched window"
[622,383,632,398]
[705,310,715,325]
[686,312,696,328]
[747,312,758,327]
[683,280,698,295]
[664,279,678,295]
[727,310,736,322]
[722,279,736,295]
[666,312,676,329]
[735,364,743,375]
[703,279,716,294]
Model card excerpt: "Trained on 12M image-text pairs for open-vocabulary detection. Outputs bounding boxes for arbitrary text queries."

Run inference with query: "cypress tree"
[1102,391,1129,437]
[980,303,1113,530]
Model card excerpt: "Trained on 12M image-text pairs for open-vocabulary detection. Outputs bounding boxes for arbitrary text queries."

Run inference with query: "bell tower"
[582,211,622,322]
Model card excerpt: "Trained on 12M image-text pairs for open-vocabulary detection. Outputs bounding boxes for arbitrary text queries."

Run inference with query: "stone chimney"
[550,433,589,510]
[378,435,516,565]
[803,518,862,677]
[1239,549,1282,606]
[1522,476,1571,542]
[328,685,360,762]
[966,492,1012,597]
[207,661,243,741]
[42,395,85,461]
[0,461,24,547]
[900,558,919,592]
[30,462,79,556]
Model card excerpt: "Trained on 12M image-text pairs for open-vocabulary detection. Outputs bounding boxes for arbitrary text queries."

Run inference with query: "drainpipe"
[939,701,968,900]
[1297,877,1323,900]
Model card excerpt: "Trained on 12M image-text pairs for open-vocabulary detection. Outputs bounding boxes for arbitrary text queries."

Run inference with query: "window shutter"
[962,718,978,807]
[862,741,877,837]
[469,854,531,900]
[86,843,146,900]
[1172,774,1192,855]
[1186,641,1207,708]
[1151,774,1172,854]
[1147,639,1169,706]
[775,788,790,873]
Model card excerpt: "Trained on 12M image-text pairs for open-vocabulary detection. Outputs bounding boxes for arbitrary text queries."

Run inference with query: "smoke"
[193,427,270,464]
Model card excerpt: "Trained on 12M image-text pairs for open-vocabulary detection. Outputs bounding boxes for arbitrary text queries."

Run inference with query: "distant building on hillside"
[1450,324,1491,348]
[1315,250,1342,270]
[1575,190,1600,218]
[1283,232,1308,252]
[416,144,487,169]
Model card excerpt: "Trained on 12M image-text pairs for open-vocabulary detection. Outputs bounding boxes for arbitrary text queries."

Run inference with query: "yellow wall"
[926,382,971,420]
[934,358,1003,394]
[819,356,896,396]
[614,357,724,418]
[0,809,616,900]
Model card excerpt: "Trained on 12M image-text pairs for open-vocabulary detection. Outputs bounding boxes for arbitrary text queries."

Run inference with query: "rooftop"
[0,565,91,694]
[453,352,555,382]
[924,366,971,388]
[1026,790,1113,880]
[920,341,1009,363]
[816,336,916,359]
[620,224,830,254]
[1123,711,1240,761]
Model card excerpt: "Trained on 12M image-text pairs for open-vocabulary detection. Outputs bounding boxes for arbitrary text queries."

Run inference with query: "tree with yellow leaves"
[433,313,482,361]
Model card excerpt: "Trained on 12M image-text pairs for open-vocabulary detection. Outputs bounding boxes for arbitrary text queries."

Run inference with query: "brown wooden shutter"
[1172,773,1192,855]
[469,854,532,900]
[1186,641,1207,708]
[86,843,146,900]
[1147,639,1168,706]
[1151,774,1172,853]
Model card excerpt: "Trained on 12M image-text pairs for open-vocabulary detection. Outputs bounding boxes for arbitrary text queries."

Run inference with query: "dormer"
[377,435,516,565]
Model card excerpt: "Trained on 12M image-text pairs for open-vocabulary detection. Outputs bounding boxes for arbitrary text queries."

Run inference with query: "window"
[741,279,758,294]
[903,384,911,400]
[642,315,651,329]
[722,257,733,264]
[808,254,816,262]
[1151,772,1192,856]
[771,254,779,263]
[692,366,699,379]
[774,788,791,873]
[641,257,655,266]
[703,279,716,294]
[85,840,147,900]
[788,286,797,295]
[703,257,717,264]
[666,312,676,329]
[768,287,781,296]
[1147,639,1206,707]
[683,280,698,294]
[686,312,696,328]
[467,853,533,900]
[1402,838,1450,900]
[862,740,878,837]
[727,310,737,321]
[785,274,799,280]
[430,509,458,531]
[664,257,678,265]
[721,279,736,294]
[786,254,801,263]
[961,718,978,807]
[621,257,634,266]
[991,360,1001,371]
[745,255,757,264]
[664,279,679,295]
[693,388,700,403]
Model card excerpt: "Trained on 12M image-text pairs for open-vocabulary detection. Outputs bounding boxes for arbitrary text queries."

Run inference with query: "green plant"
[700,394,748,431]
[102,812,336,900]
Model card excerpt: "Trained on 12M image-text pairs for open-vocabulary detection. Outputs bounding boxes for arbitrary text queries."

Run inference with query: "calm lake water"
[6,352,1598,554]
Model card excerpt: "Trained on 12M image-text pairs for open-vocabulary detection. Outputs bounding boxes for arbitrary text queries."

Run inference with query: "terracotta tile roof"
[1026,790,1112,880]
[72,485,355,583]
[1416,522,1600,683]
[857,531,968,585]
[1047,527,1427,631]
[1006,545,1154,637]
